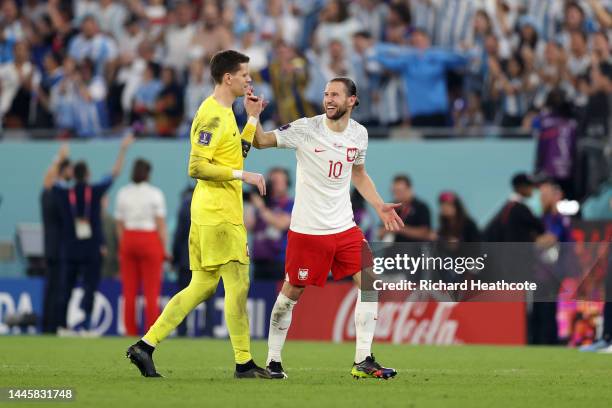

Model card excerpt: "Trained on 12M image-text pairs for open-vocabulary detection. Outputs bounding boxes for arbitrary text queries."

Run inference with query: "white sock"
[354,289,378,363]
[267,293,297,364]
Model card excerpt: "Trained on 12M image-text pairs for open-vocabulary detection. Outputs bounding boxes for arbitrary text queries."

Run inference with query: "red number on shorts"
[328,160,343,178]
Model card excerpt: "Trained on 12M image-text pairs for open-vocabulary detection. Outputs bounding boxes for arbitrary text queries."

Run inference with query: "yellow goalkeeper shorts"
[189,222,249,270]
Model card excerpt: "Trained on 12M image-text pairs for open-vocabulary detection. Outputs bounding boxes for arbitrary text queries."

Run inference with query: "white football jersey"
[274,114,368,235]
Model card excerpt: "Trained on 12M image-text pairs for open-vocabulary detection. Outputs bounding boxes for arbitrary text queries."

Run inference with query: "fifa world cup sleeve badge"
[198,131,213,146]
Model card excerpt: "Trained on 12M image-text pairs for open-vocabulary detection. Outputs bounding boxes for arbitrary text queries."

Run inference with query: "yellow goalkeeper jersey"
[189,95,243,226]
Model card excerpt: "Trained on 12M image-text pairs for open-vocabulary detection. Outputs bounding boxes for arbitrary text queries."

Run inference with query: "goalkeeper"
[126,50,270,379]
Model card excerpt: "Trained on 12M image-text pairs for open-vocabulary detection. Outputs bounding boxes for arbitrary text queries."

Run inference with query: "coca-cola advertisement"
[287,283,526,345]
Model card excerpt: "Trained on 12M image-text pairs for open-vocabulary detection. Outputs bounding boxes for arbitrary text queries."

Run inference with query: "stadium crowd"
[0,0,610,138]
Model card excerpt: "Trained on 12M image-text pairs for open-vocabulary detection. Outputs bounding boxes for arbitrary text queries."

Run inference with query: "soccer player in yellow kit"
[126,50,271,379]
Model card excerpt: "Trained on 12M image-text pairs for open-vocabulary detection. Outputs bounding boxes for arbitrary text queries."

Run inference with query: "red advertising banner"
[287,283,526,345]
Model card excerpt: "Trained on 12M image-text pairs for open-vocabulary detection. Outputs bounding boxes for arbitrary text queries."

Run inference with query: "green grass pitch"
[1,336,611,407]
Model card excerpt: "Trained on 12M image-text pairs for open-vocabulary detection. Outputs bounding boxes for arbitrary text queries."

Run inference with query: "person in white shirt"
[115,159,167,336]
[252,77,403,379]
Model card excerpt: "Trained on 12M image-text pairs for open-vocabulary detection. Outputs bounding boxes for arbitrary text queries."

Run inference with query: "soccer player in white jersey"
[252,77,404,379]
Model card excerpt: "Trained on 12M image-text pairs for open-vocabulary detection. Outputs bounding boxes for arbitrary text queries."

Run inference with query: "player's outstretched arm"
[252,122,277,149]
[188,155,266,195]
[111,133,134,179]
[43,142,70,190]
[352,164,403,232]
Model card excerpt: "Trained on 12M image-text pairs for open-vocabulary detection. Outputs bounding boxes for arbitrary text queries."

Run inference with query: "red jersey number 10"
[328,160,343,178]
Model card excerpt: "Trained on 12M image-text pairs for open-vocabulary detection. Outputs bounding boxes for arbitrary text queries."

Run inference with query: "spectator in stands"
[533,88,577,199]
[45,1,77,57]
[582,31,612,139]
[522,0,561,42]
[41,144,72,333]
[433,0,476,48]
[97,0,128,41]
[383,174,432,243]
[453,91,485,131]
[118,39,156,119]
[172,185,193,337]
[162,1,195,74]
[515,16,544,58]
[184,58,213,123]
[558,1,593,50]
[1,0,24,43]
[265,42,316,124]
[67,15,118,78]
[349,0,389,42]
[130,61,162,132]
[36,51,64,128]
[73,58,109,137]
[435,191,480,243]
[237,28,268,73]
[117,15,145,66]
[370,29,470,127]
[491,53,528,127]
[190,1,233,63]
[49,57,79,136]
[154,66,183,137]
[53,134,132,335]
[567,31,591,78]
[0,41,41,128]
[463,9,493,94]
[257,0,300,46]
[323,38,353,80]
[115,158,167,336]
[26,14,54,73]
[351,30,377,124]
[246,167,294,280]
[314,0,359,58]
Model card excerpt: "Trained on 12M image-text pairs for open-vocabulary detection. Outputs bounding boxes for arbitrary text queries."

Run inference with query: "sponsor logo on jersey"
[314,148,326,153]
[279,123,291,131]
[198,131,213,145]
[298,268,309,280]
[346,147,358,162]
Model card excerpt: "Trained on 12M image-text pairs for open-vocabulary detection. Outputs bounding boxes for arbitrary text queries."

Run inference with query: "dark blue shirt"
[172,194,192,271]
[52,176,113,260]
[543,212,571,243]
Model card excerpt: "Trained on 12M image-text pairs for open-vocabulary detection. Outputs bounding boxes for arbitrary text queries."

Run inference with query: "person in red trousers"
[115,159,168,336]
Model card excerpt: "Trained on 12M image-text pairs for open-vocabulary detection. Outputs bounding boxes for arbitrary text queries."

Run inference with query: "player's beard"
[325,104,348,120]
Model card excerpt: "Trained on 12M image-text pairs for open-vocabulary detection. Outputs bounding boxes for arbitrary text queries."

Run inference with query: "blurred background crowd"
[0,0,610,138]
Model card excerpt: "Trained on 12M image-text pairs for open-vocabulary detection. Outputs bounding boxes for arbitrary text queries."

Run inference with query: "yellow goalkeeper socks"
[219,261,253,364]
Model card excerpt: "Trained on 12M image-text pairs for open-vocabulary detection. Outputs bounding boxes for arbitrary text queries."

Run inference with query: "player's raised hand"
[121,132,135,149]
[244,87,267,118]
[242,171,266,196]
[57,142,70,160]
[377,203,404,232]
